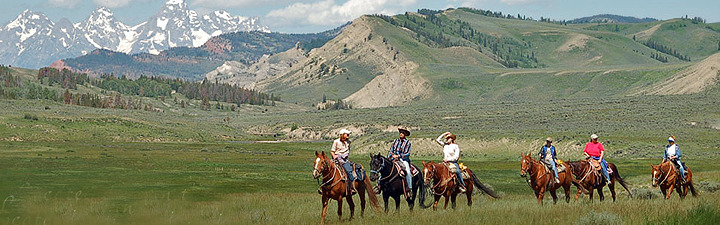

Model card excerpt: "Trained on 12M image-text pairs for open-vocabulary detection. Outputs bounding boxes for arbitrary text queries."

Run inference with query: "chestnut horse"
[651,161,698,199]
[313,151,379,224]
[567,160,632,202]
[420,161,499,210]
[519,153,576,205]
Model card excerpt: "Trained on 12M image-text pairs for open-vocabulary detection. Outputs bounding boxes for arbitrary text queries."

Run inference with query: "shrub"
[574,211,623,225]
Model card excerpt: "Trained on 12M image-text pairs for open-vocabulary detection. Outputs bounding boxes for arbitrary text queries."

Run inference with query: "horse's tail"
[468,169,500,199]
[362,176,381,211]
[417,171,427,208]
[688,169,699,197]
[611,163,632,198]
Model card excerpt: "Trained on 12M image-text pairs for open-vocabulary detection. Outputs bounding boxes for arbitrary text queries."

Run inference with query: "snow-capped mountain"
[0,0,269,68]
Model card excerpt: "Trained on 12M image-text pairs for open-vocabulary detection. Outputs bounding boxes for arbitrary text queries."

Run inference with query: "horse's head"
[313,151,330,179]
[651,163,661,187]
[422,161,436,184]
[369,153,385,181]
[520,153,533,177]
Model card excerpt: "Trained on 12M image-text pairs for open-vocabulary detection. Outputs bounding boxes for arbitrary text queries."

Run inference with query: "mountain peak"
[165,0,186,6]
[93,7,114,17]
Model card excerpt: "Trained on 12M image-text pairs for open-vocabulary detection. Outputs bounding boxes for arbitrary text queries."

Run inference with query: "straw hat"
[546,137,553,142]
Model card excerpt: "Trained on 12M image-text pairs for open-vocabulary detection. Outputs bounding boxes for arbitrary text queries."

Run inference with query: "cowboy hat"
[339,129,352,135]
[398,126,410,136]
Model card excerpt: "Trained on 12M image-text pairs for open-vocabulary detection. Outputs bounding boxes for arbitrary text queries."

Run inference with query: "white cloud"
[500,0,543,6]
[266,0,417,26]
[93,0,136,8]
[47,0,82,8]
[190,0,275,8]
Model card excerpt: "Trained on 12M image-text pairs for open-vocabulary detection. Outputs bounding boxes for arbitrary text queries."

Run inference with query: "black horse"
[369,153,425,212]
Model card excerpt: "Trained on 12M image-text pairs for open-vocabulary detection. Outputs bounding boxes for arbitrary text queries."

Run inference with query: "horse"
[567,160,632,202]
[519,153,576,205]
[368,153,424,212]
[313,151,380,225]
[420,161,499,210]
[651,161,698,199]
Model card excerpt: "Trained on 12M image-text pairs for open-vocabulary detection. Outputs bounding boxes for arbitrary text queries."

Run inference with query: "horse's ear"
[650,163,654,167]
[422,160,426,166]
[315,151,319,156]
[321,151,326,156]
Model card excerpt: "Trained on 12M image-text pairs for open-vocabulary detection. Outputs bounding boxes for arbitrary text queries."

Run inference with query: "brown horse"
[651,161,698,199]
[519,153,575,205]
[568,160,632,202]
[420,161,499,210]
[313,151,379,224]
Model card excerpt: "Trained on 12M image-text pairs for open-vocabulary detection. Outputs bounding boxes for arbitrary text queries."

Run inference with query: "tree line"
[643,40,691,62]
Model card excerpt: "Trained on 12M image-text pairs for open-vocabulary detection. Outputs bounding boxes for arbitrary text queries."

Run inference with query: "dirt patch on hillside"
[344,61,430,108]
[556,34,590,52]
[640,53,720,95]
[634,22,665,41]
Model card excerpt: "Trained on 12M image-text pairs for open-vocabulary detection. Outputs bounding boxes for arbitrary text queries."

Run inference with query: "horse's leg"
[321,195,329,225]
[337,197,343,221]
[347,193,355,220]
[550,189,558,205]
[537,186,546,205]
[393,194,401,212]
[408,183,417,211]
[383,192,390,213]
[677,184,685,199]
[597,187,605,202]
[574,187,583,202]
[563,184,571,203]
[443,194,450,210]
[357,181,366,217]
[608,180,617,202]
[433,194,440,211]
[466,179,473,207]
[589,187,594,201]
[451,193,457,209]
[665,184,675,199]
[660,186,667,199]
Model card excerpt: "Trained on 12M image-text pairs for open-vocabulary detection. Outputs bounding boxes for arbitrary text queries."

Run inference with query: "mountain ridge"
[0,0,269,69]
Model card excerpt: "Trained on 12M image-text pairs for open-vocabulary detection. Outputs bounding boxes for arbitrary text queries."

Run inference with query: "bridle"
[314,157,340,188]
[522,157,548,187]
[653,164,673,186]
[370,157,398,183]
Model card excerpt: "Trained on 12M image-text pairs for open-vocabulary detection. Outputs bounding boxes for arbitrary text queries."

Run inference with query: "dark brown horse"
[368,154,424,212]
[651,161,698,199]
[519,153,575,205]
[420,161,499,210]
[313,151,379,225]
[568,160,632,202]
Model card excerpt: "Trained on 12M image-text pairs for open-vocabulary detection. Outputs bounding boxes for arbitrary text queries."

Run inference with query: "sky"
[0,0,717,33]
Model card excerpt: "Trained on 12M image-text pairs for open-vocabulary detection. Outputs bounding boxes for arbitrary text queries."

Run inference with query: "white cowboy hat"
[590,134,598,139]
[339,129,352,135]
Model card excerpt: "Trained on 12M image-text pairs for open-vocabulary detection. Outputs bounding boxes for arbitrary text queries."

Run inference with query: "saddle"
[588,158,613,174]
[543,162,566,173]
[445,162,470,180]
[334,161,366,181]
[393,161,420,177]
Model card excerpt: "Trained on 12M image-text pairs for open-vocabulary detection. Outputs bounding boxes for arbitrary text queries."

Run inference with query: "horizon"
[0,0,717,34]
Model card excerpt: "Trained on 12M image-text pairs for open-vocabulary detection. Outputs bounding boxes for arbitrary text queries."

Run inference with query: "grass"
[0,139,718,224]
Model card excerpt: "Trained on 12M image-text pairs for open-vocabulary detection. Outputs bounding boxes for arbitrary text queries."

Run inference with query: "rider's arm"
[403,141,411,158]
[330,140,338,159]
[436,132,449,146]
[676,146,681,159]
[599,150,604,161]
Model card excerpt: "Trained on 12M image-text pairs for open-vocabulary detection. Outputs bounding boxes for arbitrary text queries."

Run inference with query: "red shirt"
[584,141,604,157]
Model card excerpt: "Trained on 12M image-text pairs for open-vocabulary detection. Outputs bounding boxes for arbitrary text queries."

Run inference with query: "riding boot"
[457,178,467,193]
[554,177,560,184]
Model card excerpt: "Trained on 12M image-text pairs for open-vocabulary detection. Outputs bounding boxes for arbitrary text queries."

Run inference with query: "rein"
[654,164,673,185]
[523,159,549,188]
[371,158,400,183]
[317,158,342,189]
[429,163,452,196]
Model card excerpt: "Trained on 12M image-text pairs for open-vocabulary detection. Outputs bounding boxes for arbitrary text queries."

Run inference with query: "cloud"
[266,0,417,26]
[190,0,282,8]
[47,0,82,8]
[93,0,142,8]
[500,0,543,6]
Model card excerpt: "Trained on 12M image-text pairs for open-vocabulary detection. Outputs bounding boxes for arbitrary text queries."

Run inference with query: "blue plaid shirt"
[388,138,411,162]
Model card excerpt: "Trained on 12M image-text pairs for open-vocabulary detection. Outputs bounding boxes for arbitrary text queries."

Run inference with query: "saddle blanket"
[445,163,470,180]
[393,161,420,177]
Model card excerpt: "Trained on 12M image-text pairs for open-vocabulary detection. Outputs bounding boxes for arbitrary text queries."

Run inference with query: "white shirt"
[436,133,460,162]
[443,144,460,162]
[331,138,350,156]
[666,144,677,157]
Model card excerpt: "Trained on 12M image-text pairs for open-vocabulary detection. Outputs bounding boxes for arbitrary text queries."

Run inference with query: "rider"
[663,136,686,183]
[436,132,466,193]
[331,128,356,195]
[388,126,413,198]
[583,134,611,184]
[538,137,560,184]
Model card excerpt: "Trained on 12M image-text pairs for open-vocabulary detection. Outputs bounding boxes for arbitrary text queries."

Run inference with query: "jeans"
[591,156,611,181]
[550,161,559,179]
[336,154,355,181]
[451,162,466,186]
[672,159,686,179]
[399,159,412,189]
